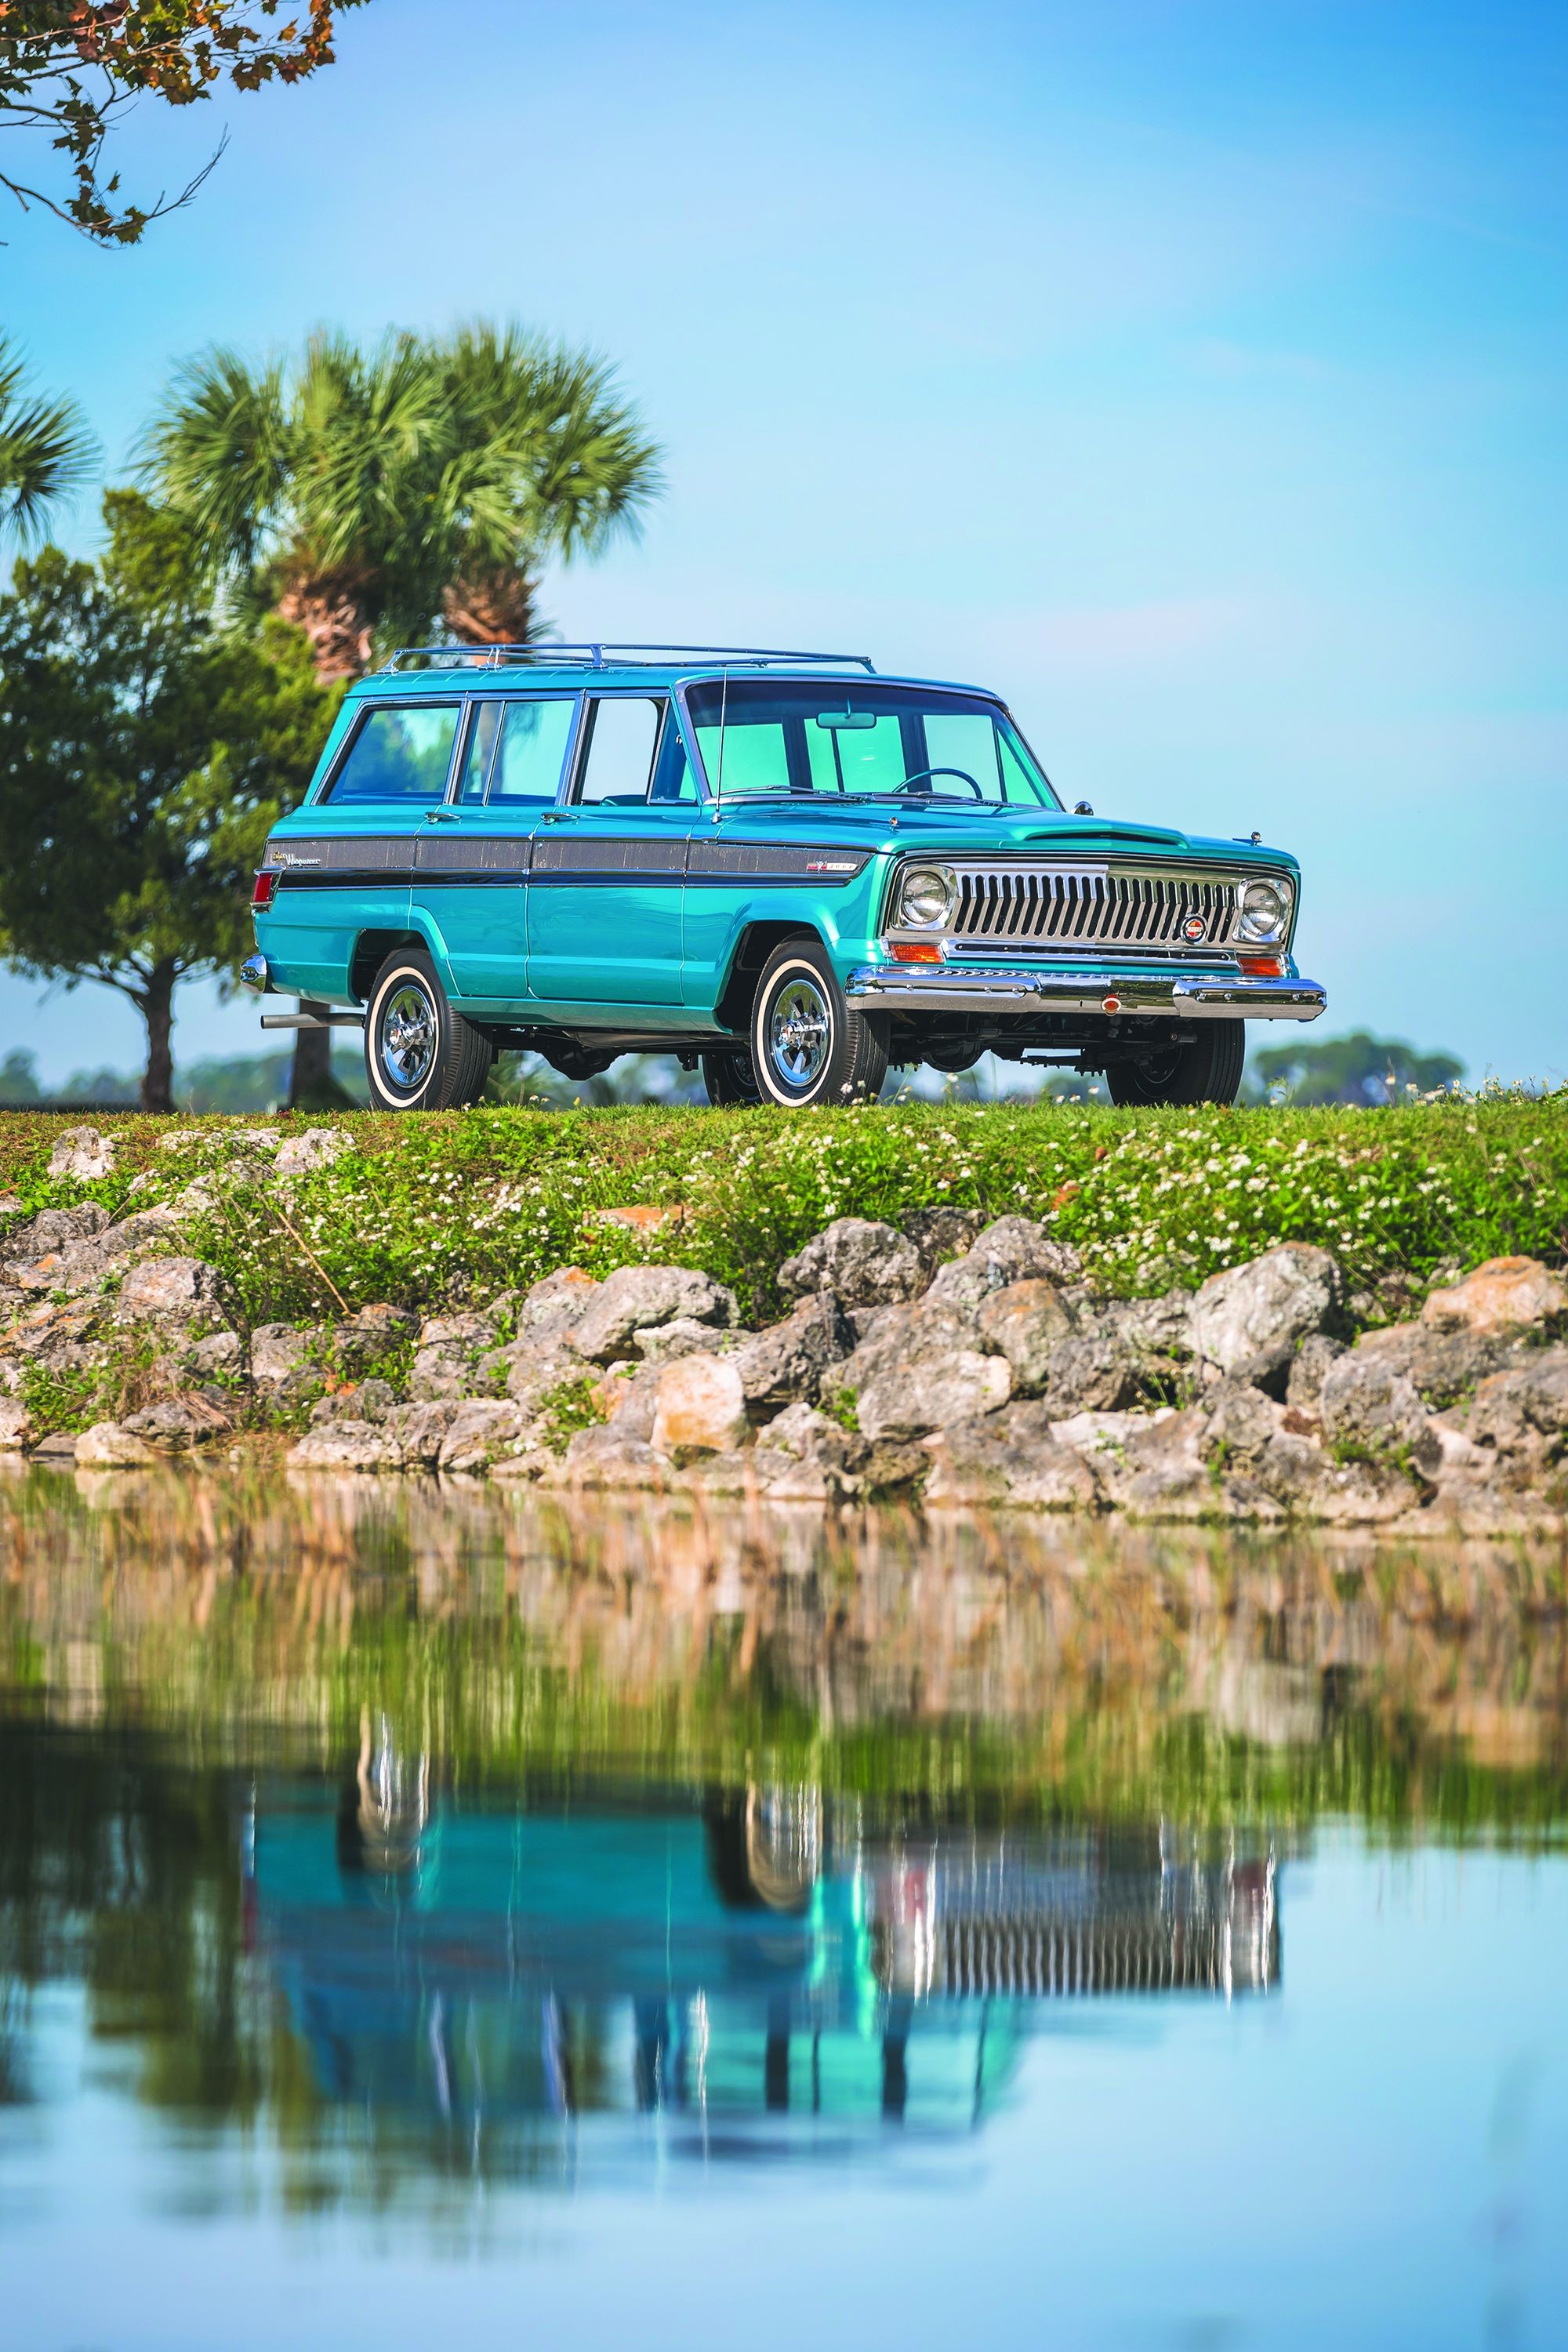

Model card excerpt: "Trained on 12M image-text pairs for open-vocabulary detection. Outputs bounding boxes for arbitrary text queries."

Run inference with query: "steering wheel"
[895,766,984,800]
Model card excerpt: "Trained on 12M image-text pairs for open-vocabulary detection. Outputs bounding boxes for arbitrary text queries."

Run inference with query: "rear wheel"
[364,948,492,1112]
[702,1047,763,1107]
[749,938,888,1109]
[1105,1020,1245,1108]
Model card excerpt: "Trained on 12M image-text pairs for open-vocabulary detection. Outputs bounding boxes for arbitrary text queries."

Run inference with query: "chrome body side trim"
[844,964,1327,1021]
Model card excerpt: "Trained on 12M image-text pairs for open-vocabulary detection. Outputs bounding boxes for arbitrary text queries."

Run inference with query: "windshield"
[684,681,1058,806]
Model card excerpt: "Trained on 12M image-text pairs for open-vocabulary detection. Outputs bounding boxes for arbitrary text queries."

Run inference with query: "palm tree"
[142,322,661,1102]
[0,338,95,546]
[142,323,662,681]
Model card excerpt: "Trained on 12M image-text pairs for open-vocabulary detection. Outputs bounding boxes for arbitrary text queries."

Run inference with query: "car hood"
[710,800,1298,869]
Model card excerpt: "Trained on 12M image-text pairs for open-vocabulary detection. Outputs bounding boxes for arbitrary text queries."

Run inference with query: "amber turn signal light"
[252,872,278,910]
[1238,953,1283,977]
[890,940,942,964]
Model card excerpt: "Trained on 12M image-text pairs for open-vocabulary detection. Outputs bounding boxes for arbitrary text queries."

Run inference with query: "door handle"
[426,808,459,824]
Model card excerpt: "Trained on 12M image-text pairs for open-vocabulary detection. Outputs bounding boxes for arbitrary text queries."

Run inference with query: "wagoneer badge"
[807,858,857,873]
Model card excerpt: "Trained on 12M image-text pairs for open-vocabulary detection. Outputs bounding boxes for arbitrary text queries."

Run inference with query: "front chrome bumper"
[844,963,1327,1021]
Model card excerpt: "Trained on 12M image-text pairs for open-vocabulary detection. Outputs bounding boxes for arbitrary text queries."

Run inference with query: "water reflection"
[249,1740,1279,2170]
[0,1465,1564,2241]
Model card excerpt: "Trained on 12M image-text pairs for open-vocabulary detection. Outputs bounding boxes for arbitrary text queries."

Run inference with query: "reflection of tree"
[0,1726,261,2125]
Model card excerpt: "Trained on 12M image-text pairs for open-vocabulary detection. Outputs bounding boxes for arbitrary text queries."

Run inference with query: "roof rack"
[381,641,877,674]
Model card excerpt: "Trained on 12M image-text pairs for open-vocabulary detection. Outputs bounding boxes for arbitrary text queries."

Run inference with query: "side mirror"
[1073,800,1094,816]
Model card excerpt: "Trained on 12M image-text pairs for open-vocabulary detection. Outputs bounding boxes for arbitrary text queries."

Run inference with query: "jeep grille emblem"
[1181,915,1207,943]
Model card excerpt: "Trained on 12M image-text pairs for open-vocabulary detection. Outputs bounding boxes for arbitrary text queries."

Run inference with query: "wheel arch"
[713,919,825,1033]
[350,929,423,1004]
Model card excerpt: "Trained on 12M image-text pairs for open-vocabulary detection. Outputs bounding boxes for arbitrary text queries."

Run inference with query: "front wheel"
[749,939,888,1109]
[364,948,492,1112]
[1105,1020,1245,1108]
[701,1047,763,1107]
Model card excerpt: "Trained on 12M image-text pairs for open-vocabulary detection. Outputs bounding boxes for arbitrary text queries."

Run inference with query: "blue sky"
[3,0,1564,1083]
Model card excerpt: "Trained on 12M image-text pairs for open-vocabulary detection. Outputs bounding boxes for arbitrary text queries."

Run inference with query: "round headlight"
[897,864,955,927]
[1239,877,1291,943]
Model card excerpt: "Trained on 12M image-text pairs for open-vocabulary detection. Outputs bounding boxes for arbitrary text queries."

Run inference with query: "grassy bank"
[2,1093,1566,1330]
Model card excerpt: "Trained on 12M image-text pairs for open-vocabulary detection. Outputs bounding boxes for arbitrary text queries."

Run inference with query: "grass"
[1,1091,1565,1333]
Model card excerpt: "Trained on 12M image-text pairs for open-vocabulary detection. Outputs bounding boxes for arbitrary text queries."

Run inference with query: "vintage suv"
[243,644,1325,1111]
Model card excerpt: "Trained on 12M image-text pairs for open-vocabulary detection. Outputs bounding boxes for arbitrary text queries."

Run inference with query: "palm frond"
[0,337,97,546]
[139,346,289,575]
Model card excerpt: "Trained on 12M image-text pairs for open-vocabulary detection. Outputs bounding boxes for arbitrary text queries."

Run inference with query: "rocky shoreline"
[1,1124,1564,1534]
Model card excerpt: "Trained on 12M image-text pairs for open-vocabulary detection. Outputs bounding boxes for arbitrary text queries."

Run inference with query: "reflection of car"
[245,1772,1279,2161]
[242,644,1325,1112]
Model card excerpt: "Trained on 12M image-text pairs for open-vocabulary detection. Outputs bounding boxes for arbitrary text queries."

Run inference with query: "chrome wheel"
[379,982,437,1094]
[768,977,831,1091]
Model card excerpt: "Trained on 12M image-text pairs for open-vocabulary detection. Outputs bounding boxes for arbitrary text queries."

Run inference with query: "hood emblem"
[1181,914,1207,943]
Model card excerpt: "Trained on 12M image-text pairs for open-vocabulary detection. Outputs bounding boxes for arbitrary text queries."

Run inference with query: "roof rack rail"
[381,641,877,674]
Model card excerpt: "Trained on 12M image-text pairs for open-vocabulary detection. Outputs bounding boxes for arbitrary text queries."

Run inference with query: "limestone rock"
[651,1353,750,1457]
[1461,1348,1568,1456]
[250,1323,317,1385]
[1286,1331,1346,1410]
[1189,1244,1341,1382]
[1421,1256,1568,1338]
[309,1378,397,1427]
[289,1420,402,1472]
[922,1402,1104,1510]
[114,1257,230,1332]
[0,1206,107,1277]
[633,1317,736,1365]
[123,1396,234,1451]
[975,1279,1076,1391]
[74,1420,155,1468]
[572,1265,739,1362]
[48,1125,115,1181]
[1050,1406,1177,1455]
[1038,1330,1142,1417]
[1349,1320,1508,1410]
[379,1399,460,1466]
[924,1217,1082,1316]
[731,1292,855,1406]
[1319,1354,1442,1480]
[274,1126,354,1176]
[438,1399,529,1472]
[778,1218,925,1308]
[902,1207,987,1272]
[554,1425,669,1488]
[512,1266,601,1346]
[0,1397,32,1450]
[187,1330,242,1377]
[840,1303,1012,1442]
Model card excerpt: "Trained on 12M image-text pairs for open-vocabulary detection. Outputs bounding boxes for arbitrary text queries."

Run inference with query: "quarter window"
[576,698,662,805]
[325,704,460,804]
[489,698,577,803]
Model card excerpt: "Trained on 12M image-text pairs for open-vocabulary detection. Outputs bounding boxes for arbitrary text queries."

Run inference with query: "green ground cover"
[2,1094,1566,1329]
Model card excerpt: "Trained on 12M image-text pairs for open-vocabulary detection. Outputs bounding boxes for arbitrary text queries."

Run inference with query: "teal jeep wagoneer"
[242,644,1326,1111]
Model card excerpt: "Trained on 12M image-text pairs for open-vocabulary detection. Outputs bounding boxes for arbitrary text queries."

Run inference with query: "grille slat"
[938,862,1240,956]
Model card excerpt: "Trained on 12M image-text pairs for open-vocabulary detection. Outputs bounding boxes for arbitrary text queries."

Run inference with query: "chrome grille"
[940,862,1237,953]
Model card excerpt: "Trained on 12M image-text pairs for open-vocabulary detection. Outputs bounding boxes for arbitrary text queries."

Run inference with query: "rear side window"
[489,698,578,802]
[325,704,460,804]
[575,698,662,805]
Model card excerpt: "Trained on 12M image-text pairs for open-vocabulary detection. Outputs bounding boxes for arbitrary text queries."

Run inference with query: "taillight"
[252,871,278,910]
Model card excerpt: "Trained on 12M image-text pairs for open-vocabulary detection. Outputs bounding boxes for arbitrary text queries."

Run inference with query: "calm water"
[2,1467,1566,2350]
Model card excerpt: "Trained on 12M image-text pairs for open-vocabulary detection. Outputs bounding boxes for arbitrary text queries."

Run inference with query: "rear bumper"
[844,963,1327,1021]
